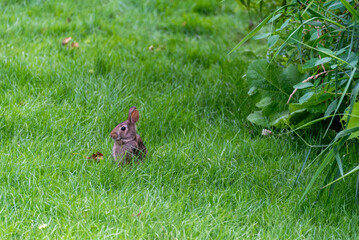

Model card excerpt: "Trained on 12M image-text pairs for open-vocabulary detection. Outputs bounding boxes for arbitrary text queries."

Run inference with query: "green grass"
[0,0,358,238]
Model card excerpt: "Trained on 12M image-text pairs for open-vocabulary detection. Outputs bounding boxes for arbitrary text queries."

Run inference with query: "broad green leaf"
[335,126,359,141]
[299,92,315,104]
[268,35,280,48]
[293,82,314,89]
[278,19,290,30]
[310,31,319,41]
[271,111,290,128]
[302,58,319,69]
[346,52,358,68]
[247,60,303,97]
[287,109,317,128]
[268,13,282,23]
[315,57,332,66]
[317,47,335,55]
[324,99,338,117]
[256,97,272,108]
[289,92,332,113]
[247,111,268,127]
[253,33,271,40]
[248,86,257,96]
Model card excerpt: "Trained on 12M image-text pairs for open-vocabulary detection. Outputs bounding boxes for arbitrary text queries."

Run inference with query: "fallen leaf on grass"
[62,37,72,45]
[132,208,142,217]
[261,129,273,136]
[38,224,48,230]
[71,42,79,48]
[87,152,103,162]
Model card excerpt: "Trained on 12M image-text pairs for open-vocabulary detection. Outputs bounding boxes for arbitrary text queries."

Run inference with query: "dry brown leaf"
[132,208,142,217]
[87,152,103,162]
[62,37,72,45]
[71,42,79,48]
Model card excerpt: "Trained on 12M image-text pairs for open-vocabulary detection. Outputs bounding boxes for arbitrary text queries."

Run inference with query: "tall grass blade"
[324,68,357,137]
[322,164,359,189]
[300,148,335,202]
[316,160,337,201]
[339,0,358,19]
[294,148,311,187]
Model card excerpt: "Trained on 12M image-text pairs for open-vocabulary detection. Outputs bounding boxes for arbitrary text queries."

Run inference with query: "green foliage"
[342,101,359,139]
[233,1,359,201]
[246,59,305,127]
[235,0,286,18]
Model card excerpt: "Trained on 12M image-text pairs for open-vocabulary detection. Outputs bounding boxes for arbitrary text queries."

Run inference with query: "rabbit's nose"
[110,132,118,139]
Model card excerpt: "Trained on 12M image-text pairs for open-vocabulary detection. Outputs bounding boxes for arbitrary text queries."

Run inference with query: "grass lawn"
[0,0,359,238]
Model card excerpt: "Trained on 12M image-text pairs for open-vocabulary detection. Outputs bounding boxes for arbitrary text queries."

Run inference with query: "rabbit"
[110,106,147,165]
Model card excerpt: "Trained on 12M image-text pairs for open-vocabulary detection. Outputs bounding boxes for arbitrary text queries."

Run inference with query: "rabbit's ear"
[128,106,139,124]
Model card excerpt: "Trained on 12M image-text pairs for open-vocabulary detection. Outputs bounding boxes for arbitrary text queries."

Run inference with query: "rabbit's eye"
[121,126,126,131]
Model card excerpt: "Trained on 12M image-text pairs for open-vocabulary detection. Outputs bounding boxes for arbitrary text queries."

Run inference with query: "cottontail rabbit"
[110,106,147,165]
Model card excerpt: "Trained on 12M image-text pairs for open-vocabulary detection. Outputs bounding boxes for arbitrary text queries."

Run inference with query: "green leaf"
[346,52,358,68]
[324,99,338,117]
[248,86,257,96]
[268,13,282,23]
[310,31,319,41]
[335,126,359,141]
[317,47,335,56]
[293,82,314,89]
[339,0,358,19]
[289,92,332,113]
[278,19,290,30]
[287,109,317,128]
[253,33,271,40]
[324,68,357,137]
[302,58,319,69]
[247,111,268,127]
[299,92,315,104]
[268,35,280,48]
[256,97,272,108]
[342,101,359,139]
[315,57,332,66]
[271,111,290,128]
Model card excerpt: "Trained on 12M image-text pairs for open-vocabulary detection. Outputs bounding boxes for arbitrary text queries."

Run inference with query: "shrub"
[233,1,359,202]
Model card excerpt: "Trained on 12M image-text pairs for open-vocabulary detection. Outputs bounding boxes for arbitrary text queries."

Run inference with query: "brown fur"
[110,106,147,165]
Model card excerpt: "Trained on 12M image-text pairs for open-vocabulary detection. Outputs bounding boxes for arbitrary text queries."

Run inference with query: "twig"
[287,71,329,104]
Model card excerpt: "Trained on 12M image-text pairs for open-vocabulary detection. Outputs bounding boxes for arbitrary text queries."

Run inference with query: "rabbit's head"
[110,106,139,142]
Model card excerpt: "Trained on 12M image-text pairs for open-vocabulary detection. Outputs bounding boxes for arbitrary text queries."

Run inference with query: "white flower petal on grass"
[38,224,48,230]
